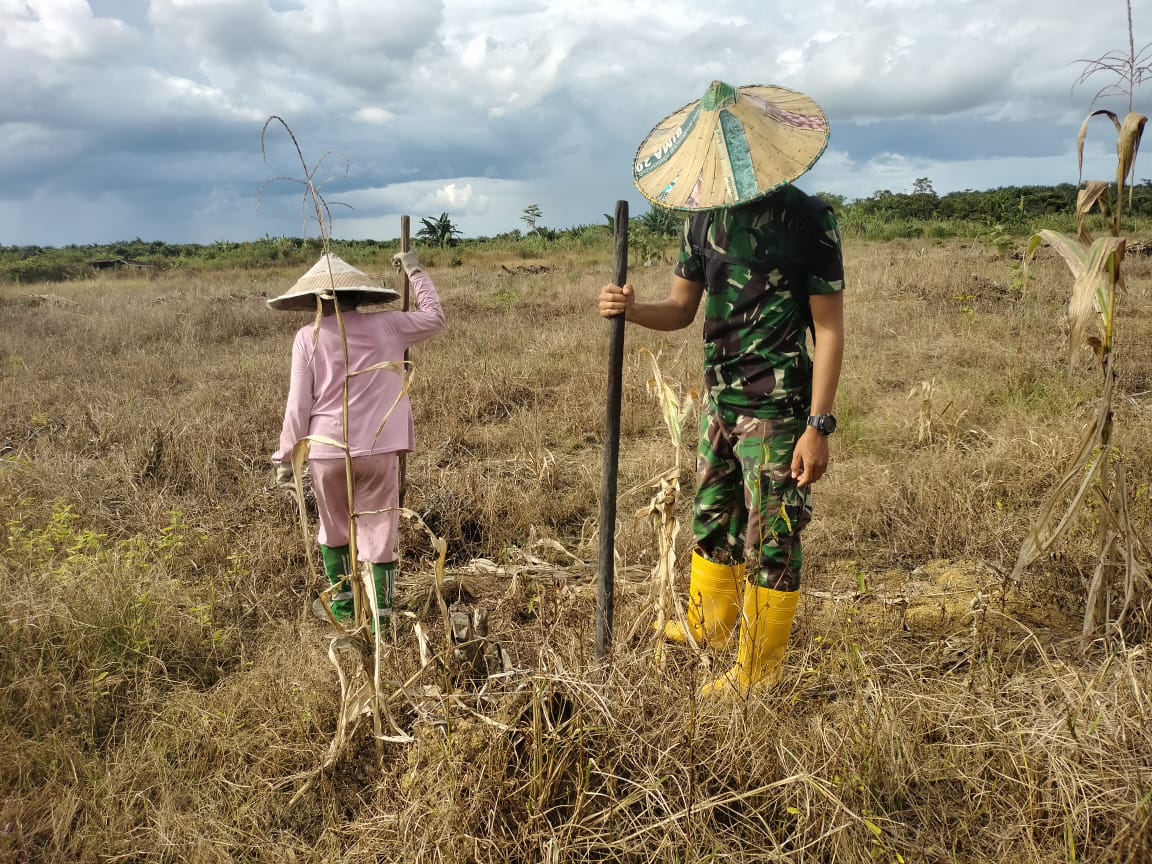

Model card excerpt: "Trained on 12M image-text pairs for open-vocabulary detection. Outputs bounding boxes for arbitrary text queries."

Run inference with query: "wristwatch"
[807,414,837,435]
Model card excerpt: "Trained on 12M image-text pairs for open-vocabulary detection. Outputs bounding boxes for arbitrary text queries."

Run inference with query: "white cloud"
[459,34,488,70]
[428,183,484,211]
[156,72,267,122]
[2,0,136,61]
[322,177,533,239]
[147,0,445,92]
[352,107,395,125]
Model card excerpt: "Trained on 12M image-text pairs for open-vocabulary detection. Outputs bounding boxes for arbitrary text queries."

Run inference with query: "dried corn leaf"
[625,351,698,654]
[1029,230,1123,373]
[529,535,585,564]
[1082,531,1117,650]
[399,507,453,651]
[1077,109,1121,184]
[1116,112,1147,212]
[1012,416,1109,578]
[1079,237,1124,362]
[1095,462,1151,632]
[1031,228,1088,275]
[288,438,317,583]
[413,620,433,667]
[1075,182,1111,244]
[641,348,695,455]
[348,359,410,378]
[351,358,413,449]
[1012,358,1115,580]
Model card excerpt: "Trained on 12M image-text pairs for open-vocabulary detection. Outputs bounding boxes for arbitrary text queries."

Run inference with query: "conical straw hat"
[633,81,829,211]
[267,253,400,311]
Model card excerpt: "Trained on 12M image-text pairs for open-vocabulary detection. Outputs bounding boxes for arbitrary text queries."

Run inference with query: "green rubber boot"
[370,562,396,636]
[319,543,354,621]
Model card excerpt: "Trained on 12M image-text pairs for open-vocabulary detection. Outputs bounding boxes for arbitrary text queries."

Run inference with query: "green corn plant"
[1012,15,1149,651]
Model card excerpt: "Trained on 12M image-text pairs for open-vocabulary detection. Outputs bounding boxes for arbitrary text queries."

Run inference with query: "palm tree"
[521,204,543,233]
[416,212,463,247]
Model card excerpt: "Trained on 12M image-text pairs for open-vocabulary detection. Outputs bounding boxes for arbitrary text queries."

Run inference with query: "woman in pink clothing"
[268,251,445,632]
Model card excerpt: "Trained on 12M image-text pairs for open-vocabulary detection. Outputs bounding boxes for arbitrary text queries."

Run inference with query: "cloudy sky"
[0,0,1142,245]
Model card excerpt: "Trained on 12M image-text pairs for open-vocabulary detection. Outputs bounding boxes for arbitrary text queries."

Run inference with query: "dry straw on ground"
[2,232,1152,862]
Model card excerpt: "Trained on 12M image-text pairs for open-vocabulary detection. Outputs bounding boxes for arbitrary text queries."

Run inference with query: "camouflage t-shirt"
[674,185,845,419]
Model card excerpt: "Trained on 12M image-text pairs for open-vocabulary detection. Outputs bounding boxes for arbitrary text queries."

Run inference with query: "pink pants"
[310,454,400,564]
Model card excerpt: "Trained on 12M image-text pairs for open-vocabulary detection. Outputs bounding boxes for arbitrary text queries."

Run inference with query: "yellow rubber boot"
[661,552,744,649]
[699,584,799,701]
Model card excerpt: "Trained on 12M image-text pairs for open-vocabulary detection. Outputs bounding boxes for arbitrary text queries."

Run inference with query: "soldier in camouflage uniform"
[600,81,845,700]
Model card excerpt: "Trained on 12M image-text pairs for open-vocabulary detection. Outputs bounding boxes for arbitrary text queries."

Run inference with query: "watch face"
[810,414,836,434]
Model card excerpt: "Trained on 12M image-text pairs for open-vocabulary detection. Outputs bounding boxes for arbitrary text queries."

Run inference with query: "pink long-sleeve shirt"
[273,271,445,462]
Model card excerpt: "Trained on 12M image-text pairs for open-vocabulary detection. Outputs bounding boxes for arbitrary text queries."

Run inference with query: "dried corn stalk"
[1014,103,1149,650]
[622,349,696,655]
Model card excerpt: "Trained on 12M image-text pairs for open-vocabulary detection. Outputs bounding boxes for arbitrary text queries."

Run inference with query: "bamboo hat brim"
[633,81,830,211]
[267,253,400,311]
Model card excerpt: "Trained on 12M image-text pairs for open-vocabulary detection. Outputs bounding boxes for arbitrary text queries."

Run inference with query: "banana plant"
[416,212,463,247]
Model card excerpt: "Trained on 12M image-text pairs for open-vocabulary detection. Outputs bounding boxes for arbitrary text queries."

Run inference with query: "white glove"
[392,251,422,278]
[275,463,294,491]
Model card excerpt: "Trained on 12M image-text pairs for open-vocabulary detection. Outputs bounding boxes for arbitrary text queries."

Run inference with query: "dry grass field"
[2,238,1152,863]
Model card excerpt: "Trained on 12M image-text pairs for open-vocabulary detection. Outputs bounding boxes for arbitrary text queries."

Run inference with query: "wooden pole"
[399,215,411,509]
[596,200,628,661]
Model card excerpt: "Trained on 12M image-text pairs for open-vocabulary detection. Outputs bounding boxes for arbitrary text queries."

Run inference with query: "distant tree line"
[823,178,1152,227]
[0,236,389,283]
[2,181,1150,283]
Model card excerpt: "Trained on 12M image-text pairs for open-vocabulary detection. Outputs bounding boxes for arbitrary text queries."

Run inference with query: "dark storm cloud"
[834,117,1071,164]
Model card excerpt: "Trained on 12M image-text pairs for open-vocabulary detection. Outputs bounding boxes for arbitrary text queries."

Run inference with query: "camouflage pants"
[692,403,811,591]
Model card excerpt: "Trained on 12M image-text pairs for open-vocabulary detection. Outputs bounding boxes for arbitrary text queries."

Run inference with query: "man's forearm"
[628,299,698,331]
[809,333,843,415]
[808,293,845,416]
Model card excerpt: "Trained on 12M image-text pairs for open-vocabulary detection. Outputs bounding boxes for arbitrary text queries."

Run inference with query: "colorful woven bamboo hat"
[267,253,399,311]
[633,80,829,211]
